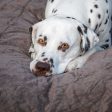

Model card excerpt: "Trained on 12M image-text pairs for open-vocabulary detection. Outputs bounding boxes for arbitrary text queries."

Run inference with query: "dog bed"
[0,0,112,112]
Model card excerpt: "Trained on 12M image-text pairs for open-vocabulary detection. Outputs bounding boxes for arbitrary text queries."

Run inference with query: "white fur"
[29,0,112,76]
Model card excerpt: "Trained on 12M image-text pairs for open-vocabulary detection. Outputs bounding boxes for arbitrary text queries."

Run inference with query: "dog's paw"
[66,57,86,71]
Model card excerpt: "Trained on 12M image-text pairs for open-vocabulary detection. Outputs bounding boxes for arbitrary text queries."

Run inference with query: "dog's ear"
[29,23,39,44]
[77,25,99,53]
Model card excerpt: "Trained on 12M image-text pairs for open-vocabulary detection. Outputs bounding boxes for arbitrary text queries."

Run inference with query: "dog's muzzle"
[32,61,50,76]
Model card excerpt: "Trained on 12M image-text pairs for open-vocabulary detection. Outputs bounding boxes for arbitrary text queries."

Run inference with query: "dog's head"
[29,16,99,76]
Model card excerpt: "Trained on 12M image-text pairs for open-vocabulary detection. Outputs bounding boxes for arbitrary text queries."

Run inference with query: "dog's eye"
[37,38,47,46]
[62,43,69,49]
[58,43,69,52]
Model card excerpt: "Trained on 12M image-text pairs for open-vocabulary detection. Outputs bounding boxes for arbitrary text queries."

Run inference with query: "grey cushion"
[0,0,112,112]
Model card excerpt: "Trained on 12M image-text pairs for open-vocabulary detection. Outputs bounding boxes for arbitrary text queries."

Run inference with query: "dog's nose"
[35,61,50,74]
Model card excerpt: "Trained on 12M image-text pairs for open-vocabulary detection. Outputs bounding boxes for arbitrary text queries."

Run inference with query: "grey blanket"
[0,0,112,112]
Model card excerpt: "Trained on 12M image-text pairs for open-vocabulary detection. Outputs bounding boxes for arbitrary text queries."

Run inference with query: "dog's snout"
[36,61,50,73]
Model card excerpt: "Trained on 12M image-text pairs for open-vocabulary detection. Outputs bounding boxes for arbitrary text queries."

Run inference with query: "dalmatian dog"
[29,0,112,76]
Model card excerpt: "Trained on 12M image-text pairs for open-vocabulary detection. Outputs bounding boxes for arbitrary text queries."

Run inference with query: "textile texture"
[0,0,112,112]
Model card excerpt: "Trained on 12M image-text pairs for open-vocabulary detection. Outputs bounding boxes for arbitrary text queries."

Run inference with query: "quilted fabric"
[0,0,112,112]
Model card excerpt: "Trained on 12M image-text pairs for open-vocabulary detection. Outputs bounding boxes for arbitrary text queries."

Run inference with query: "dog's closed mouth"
[32,69,52,77]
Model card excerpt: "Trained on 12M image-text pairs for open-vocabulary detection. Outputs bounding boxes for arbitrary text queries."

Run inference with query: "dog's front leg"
[66,46,102,71]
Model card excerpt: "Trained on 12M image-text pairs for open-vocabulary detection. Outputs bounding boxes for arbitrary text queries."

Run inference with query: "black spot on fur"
[94,24,98,31]
[104,19,108,24]
[41,52,45,57]
[90,9,93,13]
[50,58,53,64]
[94,4,98,8]
[66,17,71,19]
[97,33,100,37]
[39,34,42,37]
[83,24,88,33]
[52,9,57,13]
[72,17,76,20]
[105,0,108,3]
[51,0,54,3]
[80,37,90,53]
[109,28,112,34]
[100,44,109,49]
[105,39,109,42]
[98,14,101,19]
[80,38,84,52]
[66,16,76,20]
[50,70,53,73]
[108,16,109,19]
[43,58,48,61]
[77,26,83,35]
[44,36,47,41]
[50,58,54,68]
[86,37,90,51]
[106,10,108,14]
[99,23,102,27]
[88,18,91,24]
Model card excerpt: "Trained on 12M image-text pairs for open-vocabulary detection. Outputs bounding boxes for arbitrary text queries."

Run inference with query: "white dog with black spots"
[29,0,112,76]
